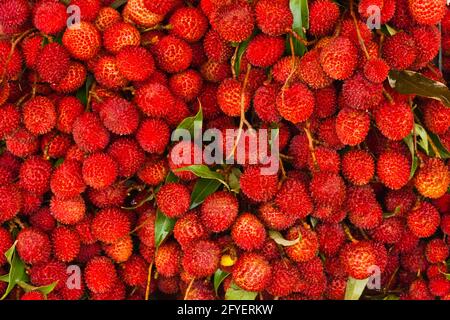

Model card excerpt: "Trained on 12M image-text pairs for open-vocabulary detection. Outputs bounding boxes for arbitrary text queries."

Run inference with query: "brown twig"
[145,262,154,300]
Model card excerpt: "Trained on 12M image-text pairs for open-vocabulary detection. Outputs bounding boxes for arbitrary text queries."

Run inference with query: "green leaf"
[165,171,179,183]
[414,123,429,155]
[190,178,221,210]
[383,206,401,218]
[154,209,176,249]
[110,0,127,9]
[428,132,450,159]
[35,281,58,295]
[234,38,252,77]
[54,158,65,168]
[268,230,300,247]
[175,165,229,189]
[388,70,450,107]
[289,0,309,56]
[383,294,400,300]
[309,216,319,228]
[1,242,28,300]
[228,167,242,194]
[403,133,419,179]
[225,281,258,300]
[0,274,9,282]
[344,277,369,300]
[176,106,203,137]
[76,74,94,106]
[380,24,397,36]
[213,269,230,296]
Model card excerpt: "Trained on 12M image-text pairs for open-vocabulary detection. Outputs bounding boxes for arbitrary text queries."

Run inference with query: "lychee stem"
[144,262,153,300]
[231,46,239,79]
[343,224,358,243]
[304,122,318,171]
[226,64,252,160]
[349,0,370,60]
[184,278,196,300]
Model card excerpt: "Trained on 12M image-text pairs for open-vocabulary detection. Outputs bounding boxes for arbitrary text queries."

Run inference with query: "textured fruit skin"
[0,0,30,35]
[275,178,313,219]
[93,55,128,90]
[423,100,450,135]
[107,140,144,179]
[415,158,450,199]
[200,192,239,233]
[91,208,131,244]
[56,97,84,134]
[342,73,383,110]
[310,172,346,210]
[0,227,13,266]
[169,7,208,43]
[232,253,272,292]
[246,35,285,68]
[298,50,333,89]
[408,0,446,25]
[342,150,374,185]
[203,30,233,63]
[23,96,57,135]
[19,156,52,195]
[154,35,193,73]
[217,78,250,117]
[231,213,266,251]
[347,185,383,229]
[253,84,281,122]
[33,1,66,35]
[36,43,70,85]
[0,104,20,139]
[52,226,80,263]
[364,58,390,83]
[72,113,110,153]
[50,160,86,200]
[95,7,121,31]
[309,0,340,37]
[17,228,51,265]
[156,183,191,218]
[425,239,449,264]
[127,0,164,27]
[182,240,220,277]
[340,241,377,280]
[377,150,411,190]
[103,22,140,54]
[85,256,118,294]
[169,69,203,102]
[382,32,417,70]
[174,212,207,248]
[116,46,155,82]
[63,21,101,61]
[411,25,441,69]
[155,242,181,277]
[136,118,170,154]
[285,226,319,263]
[266,259,301,297]
[407,202,440,238]
[255,0,292,36]
[258,202,296,231]
[239,166,278,203]
[276,83,315,124]
[0,40,22,80]
[375,101,414,141]
[82,153,118,190]
[49,197,83,228]
[99,97,139,135]
[52,62,87,93]
[336,108,370,146]
[134,83,174,118]
[320,37,358,80]
[211,2,254,43]
[317,223,345,257]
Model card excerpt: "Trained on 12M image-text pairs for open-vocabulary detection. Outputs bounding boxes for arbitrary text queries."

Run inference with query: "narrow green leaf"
[110,0,127,9]
[190,178,221,209]
[383,294,400,300]
[0,274,9,282]
[383,206,401,218]
[175,165,229,189]
[225,281,258,300]
[428,132,450,159]
[36,281,58,295]
[76,73,94,106]
[309,216,318,228]
[414,123,429,155]
[213,269,230,296]
[176,106,203,137]
[154,209,176,249]
[389,70,450,107]
[344,277,369,300]
[234,38,252,77]
[403,133,419,179]
[380,24,397,36]
[1,242,28,300]
[165,171,179,183]
[228,168,242,194]
[268,230,301,247]
[289,0,309,56]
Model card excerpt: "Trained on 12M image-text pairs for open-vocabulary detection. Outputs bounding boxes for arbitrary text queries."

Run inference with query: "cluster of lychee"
[0,0,449,301]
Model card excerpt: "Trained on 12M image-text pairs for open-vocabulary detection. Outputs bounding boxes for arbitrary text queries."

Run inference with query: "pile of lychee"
[0,0,449,301]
